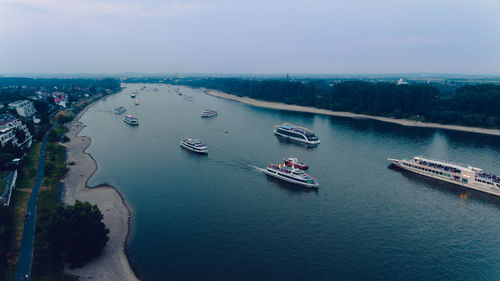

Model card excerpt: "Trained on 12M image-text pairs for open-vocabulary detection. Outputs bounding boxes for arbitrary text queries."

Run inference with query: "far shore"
[61,97,140,281]
[205,90,500,136]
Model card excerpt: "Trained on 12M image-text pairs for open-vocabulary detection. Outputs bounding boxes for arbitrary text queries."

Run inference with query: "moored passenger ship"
[388,156,500,197]
[274,123,320,145]
[264,163,319,188]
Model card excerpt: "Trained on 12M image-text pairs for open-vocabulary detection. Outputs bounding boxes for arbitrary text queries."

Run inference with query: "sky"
[0,0,499,74]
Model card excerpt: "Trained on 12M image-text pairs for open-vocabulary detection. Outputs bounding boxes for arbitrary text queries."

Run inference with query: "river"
[79,83,500,281]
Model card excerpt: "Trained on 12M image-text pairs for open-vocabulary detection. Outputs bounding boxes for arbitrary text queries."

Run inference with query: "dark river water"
[80,83,500,281]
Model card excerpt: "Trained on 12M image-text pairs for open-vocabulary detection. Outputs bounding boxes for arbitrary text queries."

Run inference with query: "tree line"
[170,78,500,129]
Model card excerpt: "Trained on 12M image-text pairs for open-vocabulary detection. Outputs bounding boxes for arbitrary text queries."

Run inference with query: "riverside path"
[14,129,50,281]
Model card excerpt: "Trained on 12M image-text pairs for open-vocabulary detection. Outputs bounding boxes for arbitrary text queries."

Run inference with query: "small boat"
[123,115,139,125]
[263,163,319,188]
[114,106,126,114]
[134,99,140,105]
[224,129,229,134]
[183,95,194,101]
[283,157,308,170]
[201,109,218,118]
[180,138,207,154]
[131,93,136,98]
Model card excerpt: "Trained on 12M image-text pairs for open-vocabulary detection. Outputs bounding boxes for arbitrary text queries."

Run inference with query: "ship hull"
[201,113,218,118]
[274,130,320,146]
[180,143,208,154]
[388,158,500,197]
[123,120,138,125]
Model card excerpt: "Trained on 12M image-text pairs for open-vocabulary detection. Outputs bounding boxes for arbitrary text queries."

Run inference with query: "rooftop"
[0,114,17,126]
[8,100,30,106]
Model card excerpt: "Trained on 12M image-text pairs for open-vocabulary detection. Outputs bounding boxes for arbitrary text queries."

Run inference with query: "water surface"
[80,84,500,281]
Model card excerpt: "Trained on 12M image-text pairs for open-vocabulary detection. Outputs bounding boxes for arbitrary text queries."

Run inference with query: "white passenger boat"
[388,156,500,197]
[274,123,320,145]
[114,106,126,114]
[283,157,308,170]
[123,115,139,125]
[263,163,319,188]
[201,109,218,118]
[131,93,136,98]
[180,138,208,154]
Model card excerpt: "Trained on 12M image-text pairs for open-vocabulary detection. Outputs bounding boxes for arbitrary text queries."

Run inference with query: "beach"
[61,103,140,281]
[205,90,500,136]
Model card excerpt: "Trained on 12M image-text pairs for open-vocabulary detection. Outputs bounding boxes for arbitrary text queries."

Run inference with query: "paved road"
[14,130,50,281]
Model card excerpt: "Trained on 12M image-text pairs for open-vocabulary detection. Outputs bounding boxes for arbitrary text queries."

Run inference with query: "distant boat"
[134,99,140,105]
[183,95,194,101]
[201,109,218,118]
[123,115,139,125]
[131,93,136,98]
[224,129,229,134]
[114,106,126,114]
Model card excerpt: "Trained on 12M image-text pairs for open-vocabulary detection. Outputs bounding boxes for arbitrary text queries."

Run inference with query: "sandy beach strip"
[61,101,140,281]
[205,90,500,136]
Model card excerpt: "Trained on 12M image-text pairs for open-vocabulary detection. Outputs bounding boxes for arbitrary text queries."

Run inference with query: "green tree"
[14,128,26,144]
[0,207,12,277]
[0,142,23,158]
[48,130,59,142]
[33,99,50,114]
[47,201,109,268]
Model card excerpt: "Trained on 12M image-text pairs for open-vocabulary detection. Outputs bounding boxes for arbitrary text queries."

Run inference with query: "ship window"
[462,178,468,183]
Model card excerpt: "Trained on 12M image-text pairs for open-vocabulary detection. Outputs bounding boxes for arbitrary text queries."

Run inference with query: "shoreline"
[204,90,500,136]
[61,98,141,281]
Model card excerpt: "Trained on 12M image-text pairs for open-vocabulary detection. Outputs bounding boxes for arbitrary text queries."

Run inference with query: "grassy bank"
[2,142,42,280]
[31,140,75,281]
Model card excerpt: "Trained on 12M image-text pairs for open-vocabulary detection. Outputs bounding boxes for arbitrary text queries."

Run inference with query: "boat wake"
[249,165,265,173]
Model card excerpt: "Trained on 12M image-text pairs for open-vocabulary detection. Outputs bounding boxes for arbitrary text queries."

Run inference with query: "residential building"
[0,170,17,207]
[8,100,36,118]
[0,114,32,148]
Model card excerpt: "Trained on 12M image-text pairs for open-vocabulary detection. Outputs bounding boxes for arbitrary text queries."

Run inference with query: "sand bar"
[205,90,500,136]
[61,101,140,281]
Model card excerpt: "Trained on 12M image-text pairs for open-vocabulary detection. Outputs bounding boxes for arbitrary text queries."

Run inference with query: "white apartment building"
[0,114,32,148]
[8,100,36,118]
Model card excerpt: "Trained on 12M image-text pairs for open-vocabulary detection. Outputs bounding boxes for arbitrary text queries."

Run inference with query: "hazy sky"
[1,0,499,74]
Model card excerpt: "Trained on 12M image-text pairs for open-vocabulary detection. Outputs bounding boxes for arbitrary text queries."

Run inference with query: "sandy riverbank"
[205,90,500,136]
[61,101,140,281]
